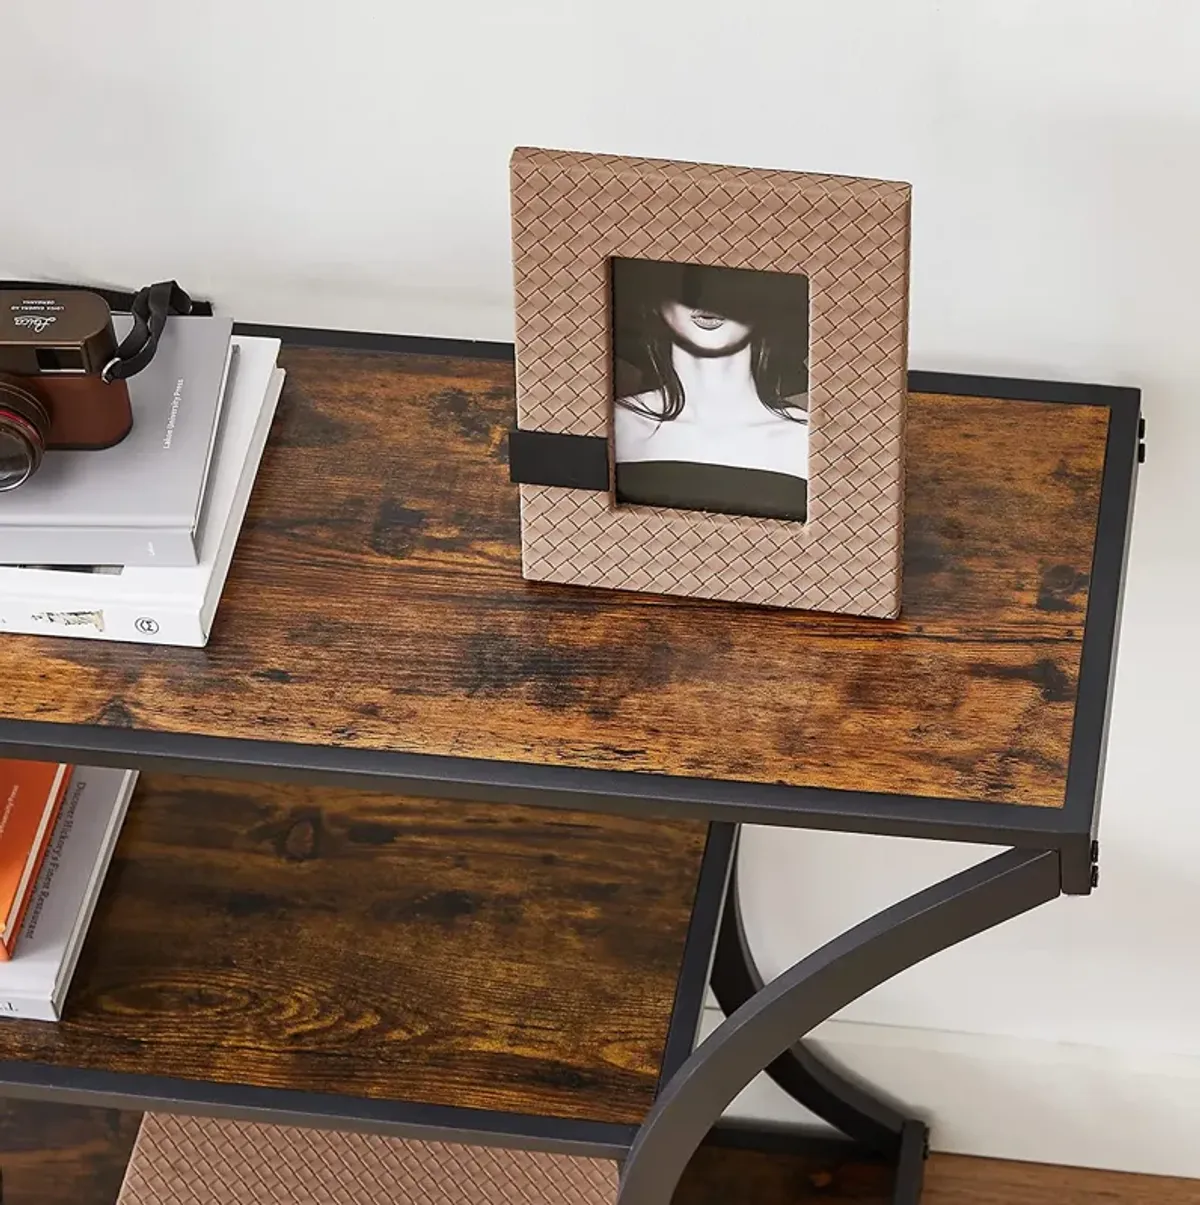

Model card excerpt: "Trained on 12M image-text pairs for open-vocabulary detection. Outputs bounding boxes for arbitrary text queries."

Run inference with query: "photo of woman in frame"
[612,259,811,523]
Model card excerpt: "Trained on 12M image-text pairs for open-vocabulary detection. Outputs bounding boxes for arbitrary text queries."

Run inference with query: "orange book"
[0,761,73,959]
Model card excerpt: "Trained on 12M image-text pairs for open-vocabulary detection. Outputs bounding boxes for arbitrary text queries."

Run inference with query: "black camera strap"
[105,281,195,381]
[0,279,213,381]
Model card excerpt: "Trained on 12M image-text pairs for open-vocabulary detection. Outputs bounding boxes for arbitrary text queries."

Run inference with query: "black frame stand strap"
[508,429,610,491]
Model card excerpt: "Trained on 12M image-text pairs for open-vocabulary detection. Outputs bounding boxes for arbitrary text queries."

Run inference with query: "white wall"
[5,0,1200,1175]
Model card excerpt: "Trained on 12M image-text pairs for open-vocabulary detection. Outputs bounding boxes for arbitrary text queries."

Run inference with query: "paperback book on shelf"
[0,765,138,1022]
[0,313,235,567]
[0,761,72,959]
[0,336,283,647]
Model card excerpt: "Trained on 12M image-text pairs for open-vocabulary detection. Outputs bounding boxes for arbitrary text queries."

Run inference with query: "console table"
[0,328,1140,1204]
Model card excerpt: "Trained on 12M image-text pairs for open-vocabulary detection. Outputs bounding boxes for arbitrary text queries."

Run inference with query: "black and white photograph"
[612,259,811,522]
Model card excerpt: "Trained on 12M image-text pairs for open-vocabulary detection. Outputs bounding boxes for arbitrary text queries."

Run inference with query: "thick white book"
[0,766,138,1022]
[0,336,283,647]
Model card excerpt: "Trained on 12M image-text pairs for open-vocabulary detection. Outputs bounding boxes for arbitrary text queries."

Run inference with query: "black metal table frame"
[0,329,1141,1205]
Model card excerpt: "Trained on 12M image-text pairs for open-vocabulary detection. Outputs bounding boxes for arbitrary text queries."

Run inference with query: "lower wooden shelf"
[0,776,728,1151]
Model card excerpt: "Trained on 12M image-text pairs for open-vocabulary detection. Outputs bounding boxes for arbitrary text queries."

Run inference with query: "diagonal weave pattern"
[511,147,910,617]
[117,1113,619,1205]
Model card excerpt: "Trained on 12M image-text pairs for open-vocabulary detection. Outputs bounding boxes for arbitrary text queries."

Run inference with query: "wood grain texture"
[924,1153,1200,1204]
[0,1098,140,1205]
[0,776,711,1126]
[0,346,1109,807]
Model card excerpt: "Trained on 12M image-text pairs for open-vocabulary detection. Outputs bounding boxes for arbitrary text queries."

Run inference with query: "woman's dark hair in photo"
[613,259,809,422]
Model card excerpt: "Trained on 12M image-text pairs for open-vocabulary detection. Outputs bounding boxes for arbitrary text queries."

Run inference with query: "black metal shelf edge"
[0,717,1091,844]
[0,1063,637,1160]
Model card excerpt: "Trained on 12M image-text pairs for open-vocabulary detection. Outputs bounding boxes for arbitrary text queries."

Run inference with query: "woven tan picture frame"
[510,147,911,618]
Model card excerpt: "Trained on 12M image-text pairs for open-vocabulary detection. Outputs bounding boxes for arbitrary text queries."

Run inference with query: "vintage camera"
[0,290,134,491]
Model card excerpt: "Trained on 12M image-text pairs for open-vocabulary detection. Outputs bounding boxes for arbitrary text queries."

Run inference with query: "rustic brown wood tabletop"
[0,347,1107,810]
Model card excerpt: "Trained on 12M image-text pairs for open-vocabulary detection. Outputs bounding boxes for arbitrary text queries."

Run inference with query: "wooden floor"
[1,1099,1197,1204]
[675,1135,1200,1204]
[925,1154,1200,1204]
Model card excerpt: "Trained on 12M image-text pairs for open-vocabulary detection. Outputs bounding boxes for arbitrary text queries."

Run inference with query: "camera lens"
[0,430,37,491]
[0,378,49,492]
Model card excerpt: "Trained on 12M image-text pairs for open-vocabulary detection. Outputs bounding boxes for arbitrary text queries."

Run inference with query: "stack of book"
[0,306,284,647]
[0,759,136,1020]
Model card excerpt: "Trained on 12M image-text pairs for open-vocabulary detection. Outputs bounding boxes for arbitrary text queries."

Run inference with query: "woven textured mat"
[118,1113,618,1205]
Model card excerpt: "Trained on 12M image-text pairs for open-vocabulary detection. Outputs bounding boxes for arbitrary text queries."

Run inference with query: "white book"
[0,315,235,567]
[0,336,283,647]
[0,766,138,1022]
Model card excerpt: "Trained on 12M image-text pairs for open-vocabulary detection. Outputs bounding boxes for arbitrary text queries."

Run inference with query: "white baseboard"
[701,1007,1200,1180]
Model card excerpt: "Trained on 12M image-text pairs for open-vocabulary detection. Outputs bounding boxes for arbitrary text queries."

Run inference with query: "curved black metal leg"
[711,848,919,1158]
[618,847,1061,1205]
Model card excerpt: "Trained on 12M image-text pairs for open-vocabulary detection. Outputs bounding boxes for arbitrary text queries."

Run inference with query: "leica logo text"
[13,315,56,333]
